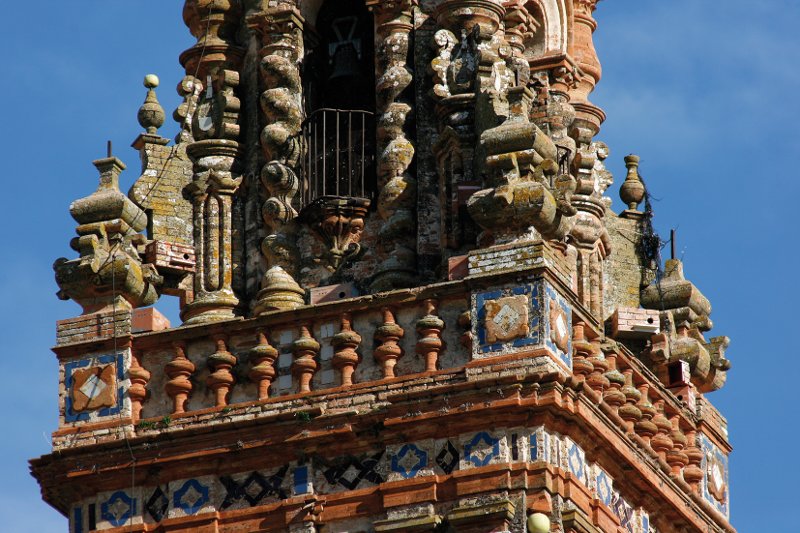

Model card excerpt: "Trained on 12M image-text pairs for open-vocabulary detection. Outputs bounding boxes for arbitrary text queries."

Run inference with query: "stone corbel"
[300,197,370,273]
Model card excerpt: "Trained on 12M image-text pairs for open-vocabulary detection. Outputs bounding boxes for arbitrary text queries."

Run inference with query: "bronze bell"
[328,42,361,82]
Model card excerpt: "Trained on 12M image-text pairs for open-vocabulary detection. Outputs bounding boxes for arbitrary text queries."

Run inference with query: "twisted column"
[249,6,306,313]
[367,0,418,291]
[292,324,320,393]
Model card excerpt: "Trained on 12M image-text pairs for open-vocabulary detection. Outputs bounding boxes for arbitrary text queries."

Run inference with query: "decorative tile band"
[71,426,655,532]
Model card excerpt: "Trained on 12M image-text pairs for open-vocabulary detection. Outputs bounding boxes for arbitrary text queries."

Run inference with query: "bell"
[328,43,361,82]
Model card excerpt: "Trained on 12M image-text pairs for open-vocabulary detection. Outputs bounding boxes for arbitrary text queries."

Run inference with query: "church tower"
[32,1,734,532]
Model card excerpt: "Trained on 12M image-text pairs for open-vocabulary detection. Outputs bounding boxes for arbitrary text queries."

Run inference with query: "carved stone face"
[483,294,530,343]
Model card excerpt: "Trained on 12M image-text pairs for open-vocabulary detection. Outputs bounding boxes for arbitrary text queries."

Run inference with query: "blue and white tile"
[169,476,215,519]
[460,430,506,469]
[387,440,434,481]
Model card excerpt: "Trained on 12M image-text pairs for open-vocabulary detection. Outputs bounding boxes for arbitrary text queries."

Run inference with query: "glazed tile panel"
[472,278,572,369]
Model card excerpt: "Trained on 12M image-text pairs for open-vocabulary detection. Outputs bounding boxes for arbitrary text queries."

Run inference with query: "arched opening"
[300,0,376,207]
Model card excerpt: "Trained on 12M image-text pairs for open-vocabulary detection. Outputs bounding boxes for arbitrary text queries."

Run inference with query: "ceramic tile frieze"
[69,426,655,531]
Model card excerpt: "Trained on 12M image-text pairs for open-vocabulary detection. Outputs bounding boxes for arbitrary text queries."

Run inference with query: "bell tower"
[33,1,734,532]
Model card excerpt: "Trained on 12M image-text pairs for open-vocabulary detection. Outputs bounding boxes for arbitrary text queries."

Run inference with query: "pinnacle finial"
[620,154,645,212]
[138,73,166,134]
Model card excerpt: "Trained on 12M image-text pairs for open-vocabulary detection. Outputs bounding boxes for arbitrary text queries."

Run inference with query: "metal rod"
[671,229,676,260]
[107,140,112,158]
[336,110,340,196]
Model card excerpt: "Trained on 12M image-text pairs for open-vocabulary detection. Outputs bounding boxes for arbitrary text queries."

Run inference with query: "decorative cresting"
[54,155,159,314]
[249,5,306,313]
[641,259,731,392]
[367,0,418,292]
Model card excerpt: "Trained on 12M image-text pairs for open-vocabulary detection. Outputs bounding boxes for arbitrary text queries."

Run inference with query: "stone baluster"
[602,353,625,410]
[292,324,320,393]
[165,341,195,414]
[249,6,306,313]
[585,345,609,395]
[375,307,405,379]
[571,321,595,382]
[634,383,658,446]
[367,0,418,291]
[207,334,237,407]
[683,430,704,492]
[249,331,278,400]
[416,300,445,373]
[618,369,642,433]
[651,400,674,463]
[129,348,150,424]
[666,415,689,479]
[332,314,362,387]
[458,310,473,352]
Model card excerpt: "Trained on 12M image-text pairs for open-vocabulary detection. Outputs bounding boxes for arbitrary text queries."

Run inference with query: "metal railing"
[300,108,375,207]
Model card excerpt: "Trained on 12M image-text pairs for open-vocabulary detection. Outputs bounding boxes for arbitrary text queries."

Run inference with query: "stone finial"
[619,154,645,213]
[54,153,158,314]
[138,74,166,134]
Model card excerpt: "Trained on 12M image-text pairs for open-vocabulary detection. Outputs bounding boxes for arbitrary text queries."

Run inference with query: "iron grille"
[300,108,376,208]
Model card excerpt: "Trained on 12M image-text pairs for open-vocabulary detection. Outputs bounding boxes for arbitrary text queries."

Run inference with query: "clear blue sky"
[1,2,795,531]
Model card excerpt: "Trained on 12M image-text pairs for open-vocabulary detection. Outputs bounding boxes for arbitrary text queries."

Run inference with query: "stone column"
[367,0,418,292]
[182,139,243,324]
[249,5,306,313]
[569,0,605,140]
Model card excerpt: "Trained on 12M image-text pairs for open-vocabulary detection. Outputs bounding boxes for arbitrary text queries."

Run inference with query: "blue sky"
[0,1,796,531]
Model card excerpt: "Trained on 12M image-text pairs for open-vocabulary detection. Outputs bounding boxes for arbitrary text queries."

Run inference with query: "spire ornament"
[138,74,166,135]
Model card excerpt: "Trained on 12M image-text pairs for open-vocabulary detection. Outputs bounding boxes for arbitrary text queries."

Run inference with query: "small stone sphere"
[144,74,160,88]
[527,513,551,533]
